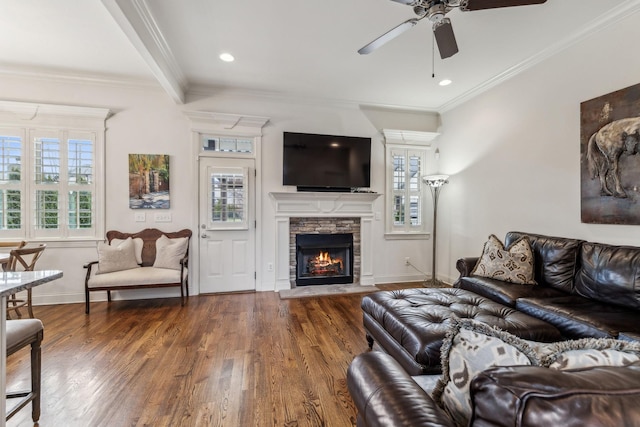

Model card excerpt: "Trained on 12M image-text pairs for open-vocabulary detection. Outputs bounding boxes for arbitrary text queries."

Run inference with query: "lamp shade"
[422,174,449,187]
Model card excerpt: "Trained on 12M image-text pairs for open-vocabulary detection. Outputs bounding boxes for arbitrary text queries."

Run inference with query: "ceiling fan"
[358,0,548,59]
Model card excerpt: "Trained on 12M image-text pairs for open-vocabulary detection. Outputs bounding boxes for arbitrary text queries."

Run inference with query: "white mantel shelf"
[269,191,381,217]
[269,191,381,291]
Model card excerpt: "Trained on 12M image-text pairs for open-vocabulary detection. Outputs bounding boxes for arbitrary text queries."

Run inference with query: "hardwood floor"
[6,283,418,427]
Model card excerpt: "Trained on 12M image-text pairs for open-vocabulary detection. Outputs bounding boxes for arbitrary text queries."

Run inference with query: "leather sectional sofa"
[456,231,640,340]
[347,231,640,427]
[348,351,640,427]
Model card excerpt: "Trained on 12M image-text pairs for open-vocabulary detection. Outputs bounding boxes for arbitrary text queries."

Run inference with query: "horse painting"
[586,117,640,198]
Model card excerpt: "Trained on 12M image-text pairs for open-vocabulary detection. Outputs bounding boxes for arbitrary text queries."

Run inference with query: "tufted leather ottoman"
[361,287,563,375]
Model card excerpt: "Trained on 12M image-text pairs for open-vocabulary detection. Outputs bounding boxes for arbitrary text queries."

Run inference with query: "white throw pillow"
[97,237,140,274]
[110,237,144,264]
[153,235,188,270]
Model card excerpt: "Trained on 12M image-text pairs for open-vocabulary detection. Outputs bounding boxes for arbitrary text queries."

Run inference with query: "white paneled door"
[199,157,255,293]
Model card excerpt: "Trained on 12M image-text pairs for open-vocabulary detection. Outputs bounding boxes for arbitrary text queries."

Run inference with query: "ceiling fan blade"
[358,18,420,55]
[433,18,458,59]
[460,0,547,11]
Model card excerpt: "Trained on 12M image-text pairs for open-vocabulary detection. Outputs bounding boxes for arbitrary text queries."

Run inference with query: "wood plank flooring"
[6,283,417,427]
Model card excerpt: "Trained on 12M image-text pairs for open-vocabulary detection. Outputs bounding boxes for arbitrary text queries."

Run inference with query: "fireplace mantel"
[269,191,380,217]
[270,191,381,290]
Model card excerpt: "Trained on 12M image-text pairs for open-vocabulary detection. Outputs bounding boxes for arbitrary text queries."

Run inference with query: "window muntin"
[387,146,429,235]
[207,166,249,229]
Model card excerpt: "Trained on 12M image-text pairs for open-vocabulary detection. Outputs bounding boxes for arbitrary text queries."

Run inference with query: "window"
[0,101,110,241]
[202,135,253,153]
[206,166,249,230]
[383,130,437,237]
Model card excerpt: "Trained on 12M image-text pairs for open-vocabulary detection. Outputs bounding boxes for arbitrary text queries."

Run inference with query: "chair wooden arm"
[83,260,98,269]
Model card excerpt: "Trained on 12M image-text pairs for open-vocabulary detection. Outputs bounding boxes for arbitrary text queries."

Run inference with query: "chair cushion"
[88,266,186,288]
[458,275,566,307]
[6,319,43,352]
[516,295,640,339]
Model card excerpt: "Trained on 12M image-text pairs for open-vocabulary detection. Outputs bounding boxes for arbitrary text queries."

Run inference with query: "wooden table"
[0,270,62,426]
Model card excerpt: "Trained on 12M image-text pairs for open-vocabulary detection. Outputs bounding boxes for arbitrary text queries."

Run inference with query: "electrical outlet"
[267,262,274,272]
[155,213,172,222]
[405,257,410,266]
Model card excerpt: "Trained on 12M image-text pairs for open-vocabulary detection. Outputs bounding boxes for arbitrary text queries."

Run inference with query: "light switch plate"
[155,213,172,222]
[134,212,146,222]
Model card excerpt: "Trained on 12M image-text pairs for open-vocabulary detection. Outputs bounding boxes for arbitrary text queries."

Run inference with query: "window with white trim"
[383,130,436,237]
[0,101,110,241]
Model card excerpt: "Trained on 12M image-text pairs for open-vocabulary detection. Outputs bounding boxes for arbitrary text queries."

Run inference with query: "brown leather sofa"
[350,231,640,426]
[348,351,640,427]
[456,231,640,340]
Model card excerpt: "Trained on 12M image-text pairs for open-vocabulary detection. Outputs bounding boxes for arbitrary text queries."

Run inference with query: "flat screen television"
[283,132,371,192]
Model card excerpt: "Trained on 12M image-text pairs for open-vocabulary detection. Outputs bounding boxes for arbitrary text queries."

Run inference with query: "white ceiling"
[1,0,639,111]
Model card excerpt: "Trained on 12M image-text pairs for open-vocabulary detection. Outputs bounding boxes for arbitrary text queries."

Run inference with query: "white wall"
[434,10,640,283]
[0,75,431,305]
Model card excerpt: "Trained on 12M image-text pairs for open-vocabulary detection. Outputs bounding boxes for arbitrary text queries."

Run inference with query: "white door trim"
[185,111,268,295]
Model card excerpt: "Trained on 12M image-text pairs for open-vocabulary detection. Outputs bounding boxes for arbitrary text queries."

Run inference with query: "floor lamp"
[422,174,449,287]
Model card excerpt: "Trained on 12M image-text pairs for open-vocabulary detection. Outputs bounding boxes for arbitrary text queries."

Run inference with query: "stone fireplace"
[270,191,381,290]
[290,218,359,286]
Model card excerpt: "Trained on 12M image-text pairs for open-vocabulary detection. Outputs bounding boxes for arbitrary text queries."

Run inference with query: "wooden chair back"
[0,241,26,250]
[7,244,47,272]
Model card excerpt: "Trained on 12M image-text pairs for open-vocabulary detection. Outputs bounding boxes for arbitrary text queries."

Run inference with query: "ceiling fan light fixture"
[219,52,235,62]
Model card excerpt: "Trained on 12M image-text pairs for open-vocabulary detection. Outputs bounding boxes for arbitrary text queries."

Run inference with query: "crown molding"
[101,0,187,104]
[438,0,640,113]
[0,63,158,90]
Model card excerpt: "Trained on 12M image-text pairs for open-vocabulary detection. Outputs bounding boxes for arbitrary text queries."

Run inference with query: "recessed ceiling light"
[439,79,452,86]
[219,53,235,62]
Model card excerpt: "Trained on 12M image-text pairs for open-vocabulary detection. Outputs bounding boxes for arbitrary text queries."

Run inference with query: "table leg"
[1,295,6,427]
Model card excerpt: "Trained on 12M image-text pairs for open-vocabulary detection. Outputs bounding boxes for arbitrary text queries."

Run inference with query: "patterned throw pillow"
[432,319,541,427]
[539,338,640,370]
[471,234,536,285]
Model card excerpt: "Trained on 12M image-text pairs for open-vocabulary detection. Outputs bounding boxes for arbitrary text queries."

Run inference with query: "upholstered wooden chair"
[6,244,47,319]
[5,318,43,422]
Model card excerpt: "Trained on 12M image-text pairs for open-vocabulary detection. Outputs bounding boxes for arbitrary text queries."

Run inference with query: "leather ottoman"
[361,287,563,375]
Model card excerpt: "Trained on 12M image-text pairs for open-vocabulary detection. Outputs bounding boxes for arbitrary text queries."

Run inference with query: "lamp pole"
[422,174,449,287]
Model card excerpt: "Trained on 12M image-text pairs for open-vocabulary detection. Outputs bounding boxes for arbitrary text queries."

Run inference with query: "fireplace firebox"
[295,233,354,286]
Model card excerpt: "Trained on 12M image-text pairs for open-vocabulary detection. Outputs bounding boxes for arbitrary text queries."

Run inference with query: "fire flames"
[307,251,343,276]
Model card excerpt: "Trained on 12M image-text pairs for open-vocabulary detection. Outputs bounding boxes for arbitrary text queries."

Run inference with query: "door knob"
[201,233,208,238]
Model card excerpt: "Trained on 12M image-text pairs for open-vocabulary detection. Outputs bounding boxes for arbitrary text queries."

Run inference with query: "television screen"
[283,132,371,191]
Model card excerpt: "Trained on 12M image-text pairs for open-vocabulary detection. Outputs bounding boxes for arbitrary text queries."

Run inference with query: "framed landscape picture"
[129,154,170,209]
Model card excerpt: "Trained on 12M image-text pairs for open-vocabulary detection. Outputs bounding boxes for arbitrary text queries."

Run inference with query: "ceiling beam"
[101,0,186,104]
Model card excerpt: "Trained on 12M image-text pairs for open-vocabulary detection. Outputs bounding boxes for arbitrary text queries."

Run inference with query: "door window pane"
[211,173,245,223]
